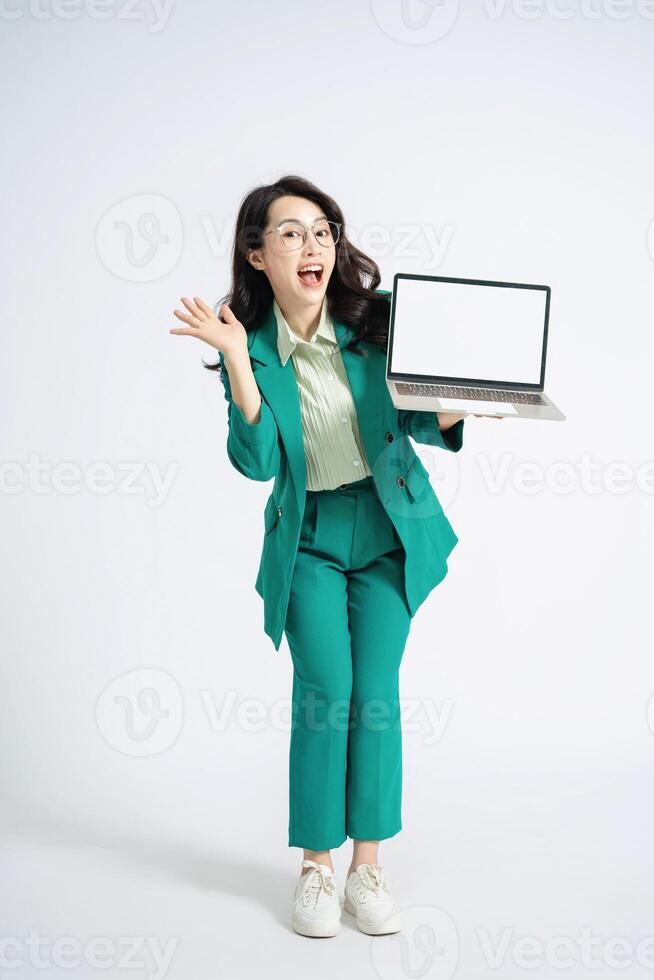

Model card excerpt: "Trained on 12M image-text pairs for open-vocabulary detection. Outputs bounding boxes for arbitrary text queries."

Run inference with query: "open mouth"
[297,264,324,287]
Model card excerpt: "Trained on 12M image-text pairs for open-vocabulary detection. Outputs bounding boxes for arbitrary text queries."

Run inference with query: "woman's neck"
[275,296,324,342]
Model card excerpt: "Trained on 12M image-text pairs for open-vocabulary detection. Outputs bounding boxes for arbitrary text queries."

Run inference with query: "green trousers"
[283,474,412,851]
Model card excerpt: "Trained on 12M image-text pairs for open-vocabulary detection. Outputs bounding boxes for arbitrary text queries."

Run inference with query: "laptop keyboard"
[396,382,545,405]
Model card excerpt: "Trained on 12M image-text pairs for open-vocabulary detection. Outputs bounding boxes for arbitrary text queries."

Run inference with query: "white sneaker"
[344,863,403,935]
[292,859,342,937]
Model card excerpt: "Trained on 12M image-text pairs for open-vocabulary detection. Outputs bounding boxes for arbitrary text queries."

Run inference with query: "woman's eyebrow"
[276,214,328,223]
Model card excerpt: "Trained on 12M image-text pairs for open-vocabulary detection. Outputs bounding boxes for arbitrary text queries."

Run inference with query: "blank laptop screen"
[389,277,548,387]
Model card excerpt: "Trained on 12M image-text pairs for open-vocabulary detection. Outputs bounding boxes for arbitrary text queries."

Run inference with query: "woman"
[170,175,471,939]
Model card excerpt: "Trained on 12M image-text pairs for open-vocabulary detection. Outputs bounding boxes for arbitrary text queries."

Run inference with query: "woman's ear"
[247,248,265,272]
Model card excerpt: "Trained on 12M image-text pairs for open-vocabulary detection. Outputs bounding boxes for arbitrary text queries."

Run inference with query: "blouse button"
[353,459,360,466]
[326,373,334,381]
[341,416,348,424]
[396,476,405,488]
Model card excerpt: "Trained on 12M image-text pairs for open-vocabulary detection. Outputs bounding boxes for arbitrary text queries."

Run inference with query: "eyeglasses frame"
[261,217,342,250]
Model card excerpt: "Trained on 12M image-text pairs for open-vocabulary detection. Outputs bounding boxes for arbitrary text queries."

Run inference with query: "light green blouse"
[273,298,373,491]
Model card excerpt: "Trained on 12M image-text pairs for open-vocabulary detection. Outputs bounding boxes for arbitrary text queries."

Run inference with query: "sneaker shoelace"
[297,860,336,909]
[354,863,390,900]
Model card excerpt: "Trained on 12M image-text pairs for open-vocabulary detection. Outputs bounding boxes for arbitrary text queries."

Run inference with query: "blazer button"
[277,506,282,516]
[396,476,405,489]
[385,431,394,443]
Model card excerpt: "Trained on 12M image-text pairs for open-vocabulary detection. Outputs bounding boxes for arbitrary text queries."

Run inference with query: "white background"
[1,1,653,977]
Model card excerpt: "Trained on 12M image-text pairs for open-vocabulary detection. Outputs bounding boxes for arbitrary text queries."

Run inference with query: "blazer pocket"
[403,460,444,517]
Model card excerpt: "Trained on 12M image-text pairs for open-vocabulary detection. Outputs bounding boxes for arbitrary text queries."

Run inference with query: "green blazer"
[218,291,464,651]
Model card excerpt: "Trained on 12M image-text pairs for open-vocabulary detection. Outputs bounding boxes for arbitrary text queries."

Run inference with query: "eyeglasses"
[262,218,341,251]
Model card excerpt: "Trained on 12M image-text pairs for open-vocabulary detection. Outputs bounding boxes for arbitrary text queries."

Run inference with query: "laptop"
[385,273,565,421]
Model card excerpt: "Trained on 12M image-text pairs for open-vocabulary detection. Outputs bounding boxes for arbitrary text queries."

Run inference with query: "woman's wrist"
[222,343,250,367]
[437,412,465,431]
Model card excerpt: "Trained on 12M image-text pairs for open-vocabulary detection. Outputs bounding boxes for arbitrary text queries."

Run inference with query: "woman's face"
[247,195,336,311]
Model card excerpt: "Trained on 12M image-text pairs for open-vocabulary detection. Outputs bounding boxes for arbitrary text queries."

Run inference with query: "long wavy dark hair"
[203,174,391,373]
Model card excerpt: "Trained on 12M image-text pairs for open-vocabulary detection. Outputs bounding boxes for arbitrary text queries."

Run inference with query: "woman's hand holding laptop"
[437,412,503,430]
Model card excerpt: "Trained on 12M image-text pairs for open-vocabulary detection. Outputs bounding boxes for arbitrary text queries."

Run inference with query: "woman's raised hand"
[169,296,248,358]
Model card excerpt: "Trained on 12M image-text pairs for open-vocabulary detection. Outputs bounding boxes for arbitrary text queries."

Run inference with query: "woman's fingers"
[180,296,205,320]
[194,296,214,317]
[170,296,243,346]
[173,308,202,328]
[219,303,238,324]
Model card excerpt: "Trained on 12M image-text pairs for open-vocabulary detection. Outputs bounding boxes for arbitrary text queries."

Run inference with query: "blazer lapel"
[246,301,382,504]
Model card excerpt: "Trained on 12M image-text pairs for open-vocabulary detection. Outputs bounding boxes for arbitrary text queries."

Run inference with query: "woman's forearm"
[223,348,264,425]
